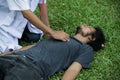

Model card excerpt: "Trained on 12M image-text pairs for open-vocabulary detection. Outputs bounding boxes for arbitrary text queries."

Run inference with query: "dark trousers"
[0,55,46,80]
[20,26,42,42]
[0,69,4,80]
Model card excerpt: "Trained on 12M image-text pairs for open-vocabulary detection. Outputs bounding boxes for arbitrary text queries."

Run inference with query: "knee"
[21,32,41,42]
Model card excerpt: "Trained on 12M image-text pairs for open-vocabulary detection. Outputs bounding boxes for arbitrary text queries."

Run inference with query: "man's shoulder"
[82,44,94,52]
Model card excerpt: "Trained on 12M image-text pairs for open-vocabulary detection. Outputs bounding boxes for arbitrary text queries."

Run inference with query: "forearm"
[39,4,50,27]
[22,10,54,36]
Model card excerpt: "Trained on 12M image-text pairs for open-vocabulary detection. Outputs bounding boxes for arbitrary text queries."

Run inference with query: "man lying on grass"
[0,25,105,80]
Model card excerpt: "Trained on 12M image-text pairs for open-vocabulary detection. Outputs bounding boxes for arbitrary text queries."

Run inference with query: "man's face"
[79,25,96,37]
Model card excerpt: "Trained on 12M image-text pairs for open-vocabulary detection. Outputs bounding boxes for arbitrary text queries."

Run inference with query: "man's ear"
[88,36,95,42]
[92,37,96,41]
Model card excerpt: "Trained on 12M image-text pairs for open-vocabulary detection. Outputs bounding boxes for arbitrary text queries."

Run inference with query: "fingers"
[63,33,70,42]
[51,31,70,42]
[59,31,69,41]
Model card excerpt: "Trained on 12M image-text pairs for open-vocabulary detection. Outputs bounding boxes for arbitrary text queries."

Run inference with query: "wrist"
[46,24,50,27]
[44,27,55,37]
[48,30,55,37]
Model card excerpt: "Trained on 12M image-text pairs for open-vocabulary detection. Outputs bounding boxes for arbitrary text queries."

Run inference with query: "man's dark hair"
[75,26,106,51]
[87,27,106,51]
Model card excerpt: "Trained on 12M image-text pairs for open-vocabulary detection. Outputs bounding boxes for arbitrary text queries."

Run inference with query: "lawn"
[24,0,120,80]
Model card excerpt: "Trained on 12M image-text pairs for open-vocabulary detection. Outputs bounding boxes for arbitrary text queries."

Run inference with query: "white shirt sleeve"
[39,0,46,4]
[7,0,30,10]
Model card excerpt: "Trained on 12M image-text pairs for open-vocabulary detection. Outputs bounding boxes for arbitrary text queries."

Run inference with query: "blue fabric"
[16,37,94,77]
[0,55,45,80]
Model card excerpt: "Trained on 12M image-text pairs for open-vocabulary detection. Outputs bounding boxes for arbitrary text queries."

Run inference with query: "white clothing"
[0,0,46,53]
[0,29,22,53]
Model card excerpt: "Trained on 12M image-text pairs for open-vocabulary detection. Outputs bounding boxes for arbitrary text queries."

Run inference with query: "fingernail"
[67,39,70,42]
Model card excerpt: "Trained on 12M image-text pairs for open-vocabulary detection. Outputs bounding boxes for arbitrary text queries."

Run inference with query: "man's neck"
[74,34,87,44]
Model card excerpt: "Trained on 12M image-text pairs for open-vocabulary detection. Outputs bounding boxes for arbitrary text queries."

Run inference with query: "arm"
[0,44,35,56]
[21,10,69,41]
[62,62,82,80]
[38,3,50,27]
[38,3,50,36]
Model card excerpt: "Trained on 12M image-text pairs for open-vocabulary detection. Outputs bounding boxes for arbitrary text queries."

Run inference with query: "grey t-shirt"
[17,37,94,77]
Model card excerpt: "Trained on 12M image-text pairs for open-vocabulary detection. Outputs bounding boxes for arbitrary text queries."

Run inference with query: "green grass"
[23,0,120,80]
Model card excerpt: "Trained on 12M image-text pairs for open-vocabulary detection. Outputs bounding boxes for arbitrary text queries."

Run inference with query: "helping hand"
[51,31,69,41]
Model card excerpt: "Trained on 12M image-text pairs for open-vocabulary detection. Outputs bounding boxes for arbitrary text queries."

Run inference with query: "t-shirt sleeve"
[74,45,94,68]
[7,0,30,10]
[39,0,46,4]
